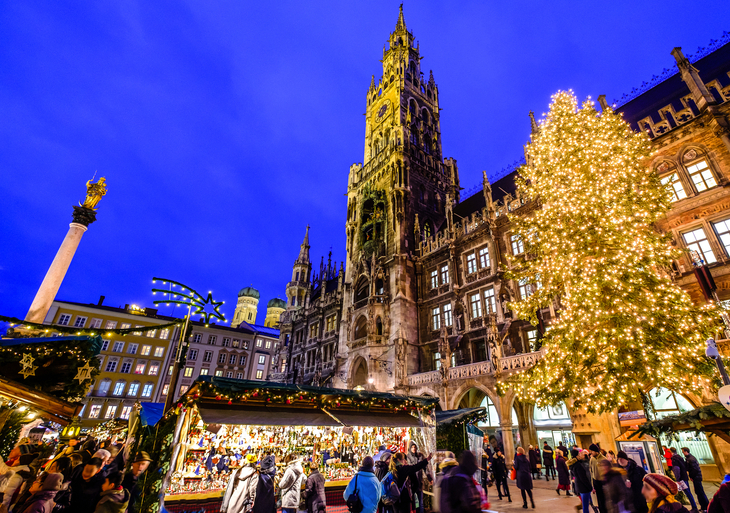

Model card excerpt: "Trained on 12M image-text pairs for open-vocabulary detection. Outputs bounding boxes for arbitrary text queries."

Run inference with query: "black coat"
[572,459,593,494]
[69,470,105,513]
[253,472,275,513]
[623,458,648,513]
[374,460,390,482]
[684,454,702,480]
[513,454,533,491]
[671,454,689,482]
[556,455,570,486]
[391,459,429,513]
[492,455,508,479]
[305,469,326,513]
[542,446,555,467]
[528,449,540,470]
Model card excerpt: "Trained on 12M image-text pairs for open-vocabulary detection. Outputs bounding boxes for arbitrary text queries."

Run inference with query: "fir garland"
[0,406,27,460]
[0,315,181,337]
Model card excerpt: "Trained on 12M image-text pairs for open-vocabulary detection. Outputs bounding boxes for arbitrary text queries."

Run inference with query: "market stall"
[162,376,438,513]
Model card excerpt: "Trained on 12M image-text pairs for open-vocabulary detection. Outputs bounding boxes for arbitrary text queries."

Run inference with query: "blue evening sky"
[2,1,729,324]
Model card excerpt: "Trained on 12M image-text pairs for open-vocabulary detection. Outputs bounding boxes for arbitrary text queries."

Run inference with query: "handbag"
[346,474,364,513]
[510,467,516,480]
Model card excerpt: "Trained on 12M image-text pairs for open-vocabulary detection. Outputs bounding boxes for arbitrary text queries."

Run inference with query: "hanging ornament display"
[18,353,38,379]
[74,361,95,383]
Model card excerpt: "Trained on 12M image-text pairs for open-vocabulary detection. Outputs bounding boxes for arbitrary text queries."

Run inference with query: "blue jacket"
[343,471,382,513]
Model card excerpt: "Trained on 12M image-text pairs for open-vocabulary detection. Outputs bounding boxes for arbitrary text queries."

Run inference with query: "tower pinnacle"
[395,4,406,31]
[296,225,310,264]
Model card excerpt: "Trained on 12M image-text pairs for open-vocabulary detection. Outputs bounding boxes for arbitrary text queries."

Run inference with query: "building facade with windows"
[43,299,177,430]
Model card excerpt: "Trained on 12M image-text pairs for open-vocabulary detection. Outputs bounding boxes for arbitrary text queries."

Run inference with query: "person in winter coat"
[382,451,432,513]
[557,443,570,462]
[304,461,325,513]
[438,450,481,513]
[528,446,541,480]
[343,456,381,513]
[0,452,37,510]
[254,455,276,513]
[221,454,260,513]
[16,472,63,513]
[669,448,697,512]
[513,447,535,509]
[94,472,130,513]
[573,451,595,513]
[617,451,648,513]
[662,448,674,471]
[543,442,556,481]
[707,476,730,513]
[406,442,430,513]
[556,449,572,496]
[599,459,633,513]
[279,456,305,513]
[682,448,709,512]
[641,473,689,513]
[492,450,512,502]
[590,444,608,513]
[119,451,152,513]
[375,453,391,482]
[69,457,105,513]
[433,452,458,512]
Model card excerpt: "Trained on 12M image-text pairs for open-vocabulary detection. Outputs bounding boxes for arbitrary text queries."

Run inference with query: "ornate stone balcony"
[406,349,544,387]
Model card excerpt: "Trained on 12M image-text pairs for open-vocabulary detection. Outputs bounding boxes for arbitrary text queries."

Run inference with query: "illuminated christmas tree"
[507,91,722,413]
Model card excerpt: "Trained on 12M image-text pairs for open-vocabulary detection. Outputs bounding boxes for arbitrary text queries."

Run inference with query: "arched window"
[375,278,384,295]
[477,395,518,427]
[112,380,126,396]
[355,278,369,303]
[376,317,383,336]
[141,382,154,398]
[354,316,368,339]
[97,379,111,396]
[422,108,430,125]
[127,381,140,397]
[423,222,432,240]
[656,161,686,202]
[682,149,717,192]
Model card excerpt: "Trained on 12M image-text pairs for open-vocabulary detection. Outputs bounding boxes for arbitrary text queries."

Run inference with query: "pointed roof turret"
[395,4,407,31]
[296,225,310,264]
[529,111,539,136]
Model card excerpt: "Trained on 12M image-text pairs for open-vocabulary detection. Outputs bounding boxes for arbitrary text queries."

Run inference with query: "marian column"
[25,178,107,324]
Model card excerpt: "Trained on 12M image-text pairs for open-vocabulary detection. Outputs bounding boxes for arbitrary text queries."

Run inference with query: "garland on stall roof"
[182,381,436,415]
[0,315,181,337]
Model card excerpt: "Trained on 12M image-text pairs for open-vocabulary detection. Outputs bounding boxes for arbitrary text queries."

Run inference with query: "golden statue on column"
[80,177,107,210]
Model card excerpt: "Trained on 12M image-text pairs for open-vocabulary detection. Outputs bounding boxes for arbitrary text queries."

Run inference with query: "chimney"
[98,295,105,306]
[597,95,610,112]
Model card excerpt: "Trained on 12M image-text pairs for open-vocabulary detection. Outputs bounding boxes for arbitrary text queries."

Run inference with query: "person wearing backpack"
[438,450,481,513]
[343,457,381,513]
[381,451,433,513]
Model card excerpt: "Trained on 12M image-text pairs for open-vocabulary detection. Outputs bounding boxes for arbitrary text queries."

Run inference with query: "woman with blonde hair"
[382,451,433,513]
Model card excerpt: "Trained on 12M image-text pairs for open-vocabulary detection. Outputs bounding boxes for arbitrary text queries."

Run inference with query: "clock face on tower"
[375,100,390,122]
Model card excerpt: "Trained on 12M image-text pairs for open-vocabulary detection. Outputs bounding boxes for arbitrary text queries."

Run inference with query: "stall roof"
[190,376,440,407]
[436,408,487,426]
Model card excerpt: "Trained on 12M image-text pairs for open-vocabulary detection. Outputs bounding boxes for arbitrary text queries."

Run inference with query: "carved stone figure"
[80,177,107,210]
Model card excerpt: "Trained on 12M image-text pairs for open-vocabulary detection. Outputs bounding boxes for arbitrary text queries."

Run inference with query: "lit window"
[687,160,716,192]
[133,326,142,336]
[519,279,533,299]
[145,329,157,338]
[113,381,126,396]
[430,269,438,289]
[258,355,266,365]
[443,303,452,327]
[112,342,124,353]
[105,359,118,373]
[141,383,153,397]
[188,349,198,361]
[154,347,164,358]
[466,253,477,274]
[184,367,194,377]
[661,173,687,202]
[479,247,490,269]
[134,363,146,374]
[256,339,263,347]
[73,316,87,328]
[200,368,209,375]
[90,319,103,329]
[208,335,217,345]
[232,339,240,348]
[128,383,139,396]
[89,405,102,418]
[432,307,441,330]
[120,361,132,373]
[127,343,138,355]
[527,330,538,352]
[256,370,263,379]
[218,354,226,364]
[141,345,151,356]
[97,379,111,395]
[511,234,524,255]
[243,340,250,350]
[714,219,730,256]
[180,385,189,395]
[120,323,131,329]
[58,314,71,326]
[682,228,717,264]
[120,406,132,420]
[229,354,236,365]
[484,288,496,314]
[162,384,169,395]
[105,320,118,329]
[101,340,110,351]
[266,340,271,349]
[148,363,159,376]
[470,293,482,318]
[193,333,202,344]
[440,265,449,284]
[168,365,174,376]
[326,316,336,332]
[215,370,223,376]
[310,324,318,338]
[159,329,170,339]
[204,351,213,362]
[226,371,233,378]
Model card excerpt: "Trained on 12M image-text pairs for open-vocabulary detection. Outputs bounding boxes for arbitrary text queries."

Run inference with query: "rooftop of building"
[238,286,260,299]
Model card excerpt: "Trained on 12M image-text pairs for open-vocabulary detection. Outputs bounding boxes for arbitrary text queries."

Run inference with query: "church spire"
[395,4,406,31]
[296,225,310,264]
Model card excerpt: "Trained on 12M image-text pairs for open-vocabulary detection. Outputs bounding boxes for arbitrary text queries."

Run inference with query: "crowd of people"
[0,436,151,513]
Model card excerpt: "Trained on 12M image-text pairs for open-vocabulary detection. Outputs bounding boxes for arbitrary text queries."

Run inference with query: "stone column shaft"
[25,222,88,323]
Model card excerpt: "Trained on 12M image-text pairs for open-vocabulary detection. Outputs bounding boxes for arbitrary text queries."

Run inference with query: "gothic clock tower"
[337,6,461,392]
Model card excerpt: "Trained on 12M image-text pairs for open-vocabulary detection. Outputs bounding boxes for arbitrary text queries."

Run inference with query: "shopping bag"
[510,468,516,480]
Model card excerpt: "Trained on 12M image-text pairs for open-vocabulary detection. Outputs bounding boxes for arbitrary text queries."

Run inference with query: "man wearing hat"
[616,450,648,513]
[121,451,152,513]
[642,473,690,513]
[589,443,607,513]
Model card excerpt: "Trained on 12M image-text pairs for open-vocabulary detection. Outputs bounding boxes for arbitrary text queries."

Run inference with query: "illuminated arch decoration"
[152,277,227,324]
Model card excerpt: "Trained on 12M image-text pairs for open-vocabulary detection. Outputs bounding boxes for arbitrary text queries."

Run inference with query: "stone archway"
[351,356,369,388]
